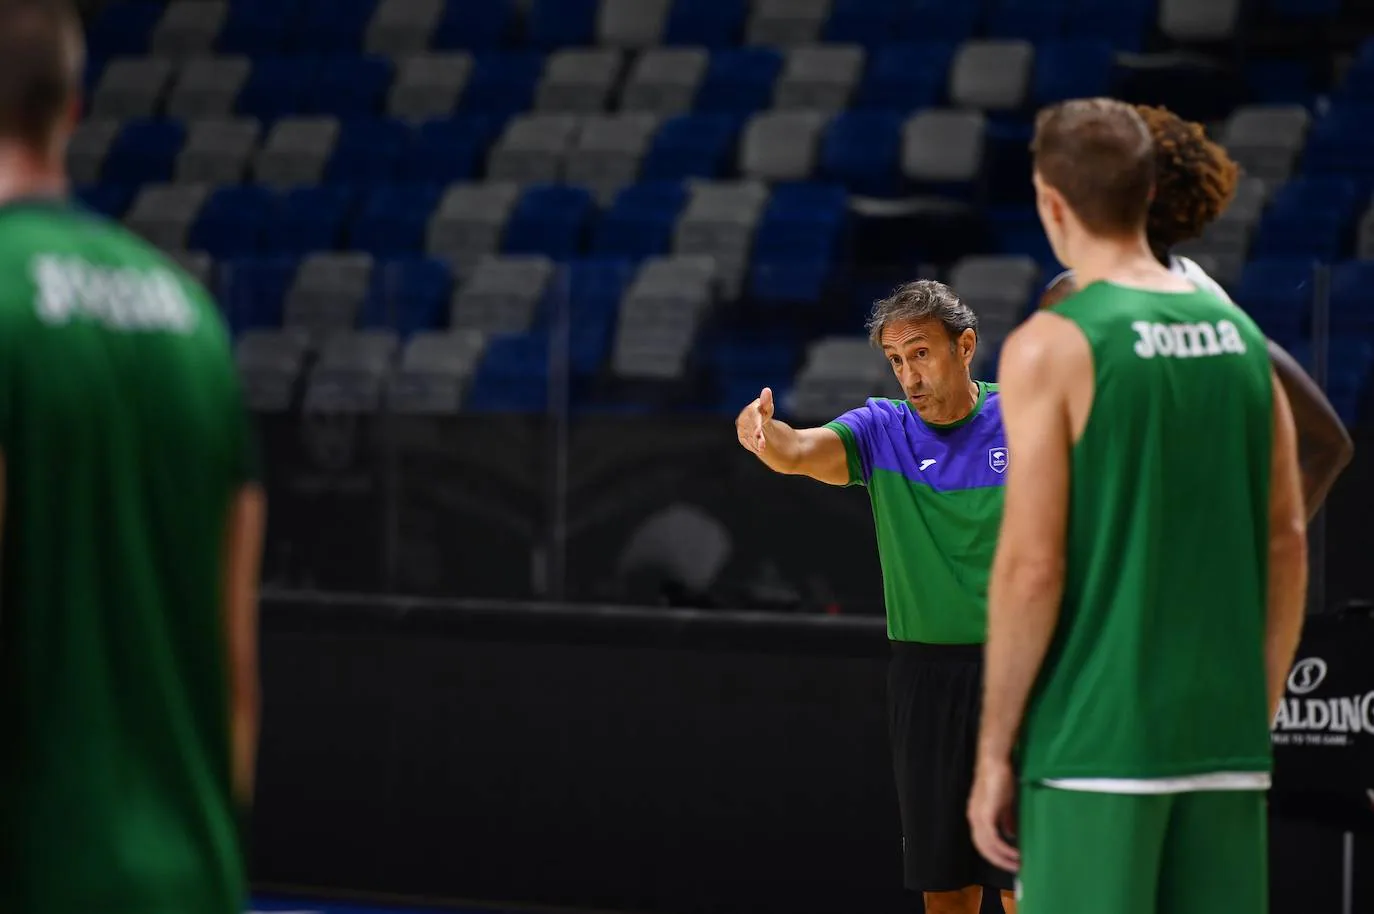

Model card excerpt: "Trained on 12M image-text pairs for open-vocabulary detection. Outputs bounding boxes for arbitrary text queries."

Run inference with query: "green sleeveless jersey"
[0,199,250,914]
[1019,283,1275,783]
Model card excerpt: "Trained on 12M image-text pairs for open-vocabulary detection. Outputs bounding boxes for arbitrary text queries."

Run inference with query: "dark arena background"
[77,0,1373,912]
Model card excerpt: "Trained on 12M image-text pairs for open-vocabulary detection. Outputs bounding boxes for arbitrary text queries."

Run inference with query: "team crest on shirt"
[989,448,1009,474]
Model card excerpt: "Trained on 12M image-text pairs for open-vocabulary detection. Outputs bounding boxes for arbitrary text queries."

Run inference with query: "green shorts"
[1017,783,1267,914]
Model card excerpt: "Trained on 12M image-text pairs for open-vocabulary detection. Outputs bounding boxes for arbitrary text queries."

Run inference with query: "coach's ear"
[958,327,977,368]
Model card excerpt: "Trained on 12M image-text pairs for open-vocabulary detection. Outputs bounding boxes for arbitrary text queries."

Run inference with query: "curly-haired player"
[1040,103,1352,517]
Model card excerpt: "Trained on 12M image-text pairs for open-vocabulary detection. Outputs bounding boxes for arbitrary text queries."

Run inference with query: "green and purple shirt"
[825,382,1007,644]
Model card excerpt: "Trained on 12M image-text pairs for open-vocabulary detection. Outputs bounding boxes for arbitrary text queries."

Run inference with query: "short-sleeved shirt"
[0,198,251,914]
[825,383,1007,644]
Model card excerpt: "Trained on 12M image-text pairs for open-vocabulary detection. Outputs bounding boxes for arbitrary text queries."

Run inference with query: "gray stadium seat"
[150,1,227,58]
[124,183,211,252]
[536,49,623,114]
[619,48,709,114]
[902,109,986,182]
[563,114,660,202]
[426,182,523,261]
[388,54,474,120]
[1171,176,1269,284]
[673,182,769,297]
[786,336,890,421]
[68,119,122,185]
[166,250,215,287]
[177,118,260,183]
[304,332,400,414]
[598,0,672,48]
[165,57,252,119]
[284,253,375,341]
[949,41,1033,111]
[612,256,717,379]
[486,114,583,183]
[739,110,829,181]
[617,504,733,599]
[387,330,487,414]
[1159,0,1241,42]
[451,256,556,334]
[1359,205,1374,260]
[947,255,1040,345]
[746,0,830,46]
[1221,105,1311,186]
[773,45,864,111]
[365,0,444,55]
[253,117,340,186]
[236,329,310,413]
[90,58,174,119]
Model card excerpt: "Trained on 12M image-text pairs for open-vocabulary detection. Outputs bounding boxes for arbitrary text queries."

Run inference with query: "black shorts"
[888,641,1014,894]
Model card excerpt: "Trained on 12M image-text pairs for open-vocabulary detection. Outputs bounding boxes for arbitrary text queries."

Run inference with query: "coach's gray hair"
[865,280,978,349]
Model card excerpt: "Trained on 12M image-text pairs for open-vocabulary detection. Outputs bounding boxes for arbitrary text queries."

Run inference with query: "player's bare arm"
[969,313,1083,874]
[222,483,266,806]
[1267,340,1354,519]
[1264,375,1308,718]
[734,387,849,486]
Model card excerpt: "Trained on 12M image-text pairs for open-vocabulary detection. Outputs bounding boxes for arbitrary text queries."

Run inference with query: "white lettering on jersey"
[31,255,197,333]
[1131,319,1246,360]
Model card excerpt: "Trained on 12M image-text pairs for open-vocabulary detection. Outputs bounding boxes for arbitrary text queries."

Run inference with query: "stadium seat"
[89,2,164,56]
[166,56,251,118]
[1337,42,1374,101]
[1159,0,1241,42]
[236,329,311,412]
[401,118,490,182]
[124,183,211,253]
[599,0,672,48]
[169,251,217,288]
[253,117,340,185]
[466,334,552,413]
[536,49,624,114]
[288,0,377,53]
[389,53,474,119]
[362,257,452,334]
[1032,40,1115,105]
[263,186,355,254]
[774,45,865,111]
[102,119,185,185]
[750,184,847,306]
[325,119,411,184]
[304,331,400,413]
[461,51,546,117]
[739,111,830,182]
[1067,0,1153,52]
[613,256,717,379]
[986,0,1069,42]
[902,109,986,187]
[487,113,583,183]
[431,0,516,50]
[217,0,296,53]
[218,256,298,331]
[1234,259,1315,343]
[285,252,376,341]
[349,184,444,257]
[427,182,523,261]
[1303,105,1374,178]
[695,48,784,115]
[91,58,174,119]
[189,185,276,257]
[453,255,557,335]
[565,114,662,202]
[950,40,1034,111]
[823,0,901,46]
[365,0,443,55]
[68,119,123,185]
[1222,105,1311,186]
[853,43,953,112]
[300,57,393,117]
[503,184,597,260]
[819,111,903,197]
[1249,177,1360,261]
[151,1,228,59]
[640,113,742,180]
[664,0,747,47]
[620,48,710,114]
[1329,261,1374,333]
[673,181,770,296]
[176,118,259,184]
[236,57,314,120]
[527,0,600,49]
[592,181,689,259]
[387,330,487,414]
[947,255,1040,346]
[77,184,137,222]
[787,336,889,421]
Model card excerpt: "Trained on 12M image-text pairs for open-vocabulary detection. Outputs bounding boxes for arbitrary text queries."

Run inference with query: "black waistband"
[889,640,984,661]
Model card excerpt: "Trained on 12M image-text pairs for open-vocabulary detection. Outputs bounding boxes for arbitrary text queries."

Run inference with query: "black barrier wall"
[252,595,1373,914]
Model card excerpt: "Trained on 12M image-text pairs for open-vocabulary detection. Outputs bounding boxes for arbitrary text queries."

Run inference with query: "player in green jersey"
[967,99,1309,914]
[1040,102,1353,519]
[0,3,263,913]
[737,280,1016,914]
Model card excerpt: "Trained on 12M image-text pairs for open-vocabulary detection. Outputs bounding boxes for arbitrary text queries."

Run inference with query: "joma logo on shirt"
[1131,319,1247,360]
[31,255,196,333]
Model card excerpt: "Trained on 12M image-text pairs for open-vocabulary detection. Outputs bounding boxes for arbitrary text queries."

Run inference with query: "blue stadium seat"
[218,0,301,54]
[84,57,107,100]
[1066,0,1152,53]
[527,0,599,49]
[640,114,743,180]
[898,0,980,42]
[461,52,545,117]
[300,57,393,116]
[348,183,443,256]
[853,44,953,112]
[190,186,278,257]
[1033,41,1116,105]
[1303,106,1374,177]
[399,118,492,183]
[263,187,355,255]
[561,259,635,375]
[326,119,412,184]
[87,2,164,56]
[102,120,185,184]
[433,0,517,49]
[218,256,298,331]
[76,184,136,222]
[591,182,689,259]
[1249,178,1361,260]
[468,335,551,412]
[819,112,903,197]
[1246,60,1317,107]
[823,0,902,46]
[1234,259,1315,344]
[988,206,1059,277]
[984,120,1036,206]
[360,257,452,335]
[503,185,596,260]
[695,48,784,115]
[750,184,848,305]
[289,0,377,52]
[1329,261,1374,333]
[1289,340,1372,425]
[237,58,312,120]
[664,0,747,47]
[986,0,1069,42]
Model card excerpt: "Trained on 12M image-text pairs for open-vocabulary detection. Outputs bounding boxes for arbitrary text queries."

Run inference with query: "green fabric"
[0,200,247,914]
[1019,784,1268,914]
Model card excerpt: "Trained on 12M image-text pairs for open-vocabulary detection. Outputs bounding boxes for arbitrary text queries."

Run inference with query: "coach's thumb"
[758,386,774,417]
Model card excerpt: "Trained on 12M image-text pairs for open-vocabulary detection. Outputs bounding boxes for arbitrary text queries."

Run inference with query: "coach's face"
[880,318,977,424]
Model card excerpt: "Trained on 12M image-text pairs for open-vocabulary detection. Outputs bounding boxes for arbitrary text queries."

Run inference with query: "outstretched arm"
[735,387,851,486]
[1266,340,1354,520]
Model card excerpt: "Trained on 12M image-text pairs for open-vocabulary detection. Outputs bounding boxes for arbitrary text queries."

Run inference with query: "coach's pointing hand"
[736,387,774,454]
